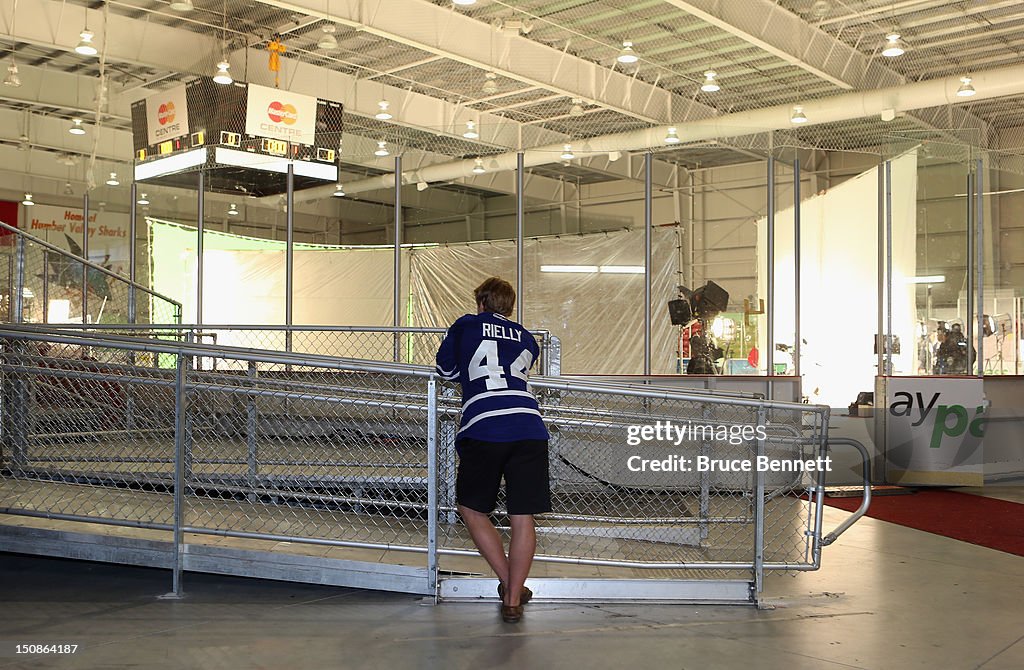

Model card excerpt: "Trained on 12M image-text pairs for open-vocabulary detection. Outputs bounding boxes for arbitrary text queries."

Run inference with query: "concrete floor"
[1,498,1022,670]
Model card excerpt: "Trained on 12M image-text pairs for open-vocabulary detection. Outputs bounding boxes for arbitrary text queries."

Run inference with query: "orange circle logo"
[267,101,297,125]
[157,102,176,126]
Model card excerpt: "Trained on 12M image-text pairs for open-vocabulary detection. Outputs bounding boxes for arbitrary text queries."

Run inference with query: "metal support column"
[286,163,294,354]
[426,377,439,596]
[82,192,89,321]
[42,253,49,323]
[393,156,402,362]
[975,159,984,377]
[967,170,975,374]
[644,152,653,376]
[516,152,524,324]
[766,157,775,387]
[197,170,205,327]
[753,405,767,598]
[129,182,137,324]
[885,161,893,376]
[877,162,885,376]
[793,159,801,378]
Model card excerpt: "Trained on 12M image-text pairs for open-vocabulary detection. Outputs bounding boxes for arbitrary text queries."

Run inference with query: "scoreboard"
[130,77,343,196]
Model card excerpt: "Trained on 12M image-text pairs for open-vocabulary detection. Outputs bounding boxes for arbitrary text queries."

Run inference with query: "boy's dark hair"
[474,277,516,317]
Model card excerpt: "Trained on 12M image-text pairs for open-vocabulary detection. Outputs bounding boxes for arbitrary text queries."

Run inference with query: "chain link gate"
[0,326,869,605]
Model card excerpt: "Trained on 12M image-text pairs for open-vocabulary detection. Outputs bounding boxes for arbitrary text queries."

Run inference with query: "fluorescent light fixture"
[169,0,195,10]
[317,25,338,50]
[482,71,498,95]
[375,100,392,120]
[909,275,946,284]
[463,120,479,139]
[213,60,232,85]
[664,127,680,144]
[214,148,339,181]
[333,183,345,197]
[541,265,598,273]
[453,0,477,5]
[137,193,150,205]
[75,30,98,56]
[616,40,638,64]
[956,75,976,97]
[790,105,808,124]
[21,193,34,206]
[700,70,720,92]
[69,118,86,135]
[106,172,120,186]
[134,147,206,180]
[3,62,21,87]
[881,31,905,57]
[560,144,575,160]
[416,181,428,191]
[569,98,584,116]
[63,182,74,196]
[599,265,645,274]
[472,157,485,174]
[374,141,389,157]
[228,203,239,215]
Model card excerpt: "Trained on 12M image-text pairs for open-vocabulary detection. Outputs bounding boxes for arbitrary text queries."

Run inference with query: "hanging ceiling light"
[664,127,681,144]
[452,0,477,6]
[21,193,34,206]
[482,72,498,95]
[472,158,486,174]
[213,60,233,85]
[956,75,976,97]
[700,70,720,92]
[3,61,21,87]
[333,183,346,197]
[68,118,86,135]
[560,143,575,160]
[463,120,479,139]
[137,193,150,205]
[63,182,74,196]
[106,172,119,186]
[881,30,905,57]
[169,0,195,10]
[790,106,808,124]
[318,25,339,51]
[375,100,393,120]
[616,40,638,64]
[374,141,389,157]
[569,98,585,116]
[228,203,239,215]
[75,29,98,56]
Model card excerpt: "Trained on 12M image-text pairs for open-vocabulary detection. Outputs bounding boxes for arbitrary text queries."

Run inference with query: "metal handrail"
[0,221,182,311]
[821,438,872,546]
[0,324,826,412]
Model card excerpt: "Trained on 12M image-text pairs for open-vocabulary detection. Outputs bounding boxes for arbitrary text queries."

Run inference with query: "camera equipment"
[668,281,730,375]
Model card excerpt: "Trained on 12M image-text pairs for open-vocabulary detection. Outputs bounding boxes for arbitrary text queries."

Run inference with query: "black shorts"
[456,437,551,515]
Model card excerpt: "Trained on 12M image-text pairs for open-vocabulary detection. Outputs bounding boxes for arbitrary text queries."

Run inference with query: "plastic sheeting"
[149,218,680,374]
[410,228,680,375]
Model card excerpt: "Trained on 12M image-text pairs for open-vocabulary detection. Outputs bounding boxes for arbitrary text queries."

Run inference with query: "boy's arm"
[435,321,461,380]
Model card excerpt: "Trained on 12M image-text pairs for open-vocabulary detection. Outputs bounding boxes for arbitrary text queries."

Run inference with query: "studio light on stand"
[667,281,730,374]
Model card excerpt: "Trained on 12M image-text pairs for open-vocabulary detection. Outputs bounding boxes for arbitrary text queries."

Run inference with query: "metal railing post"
[168,332,192,598]
[247,360,259,502]
[286,163,294,355]
[42,252,49,323]
[752,405,767,599]
[426,377,439,596]
[393,155,402,363]
[197,170,205,327]
[129,181,137,324]
[13,235,25,324]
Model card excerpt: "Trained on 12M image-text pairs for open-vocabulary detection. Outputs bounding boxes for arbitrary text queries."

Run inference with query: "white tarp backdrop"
[758,149,918,407]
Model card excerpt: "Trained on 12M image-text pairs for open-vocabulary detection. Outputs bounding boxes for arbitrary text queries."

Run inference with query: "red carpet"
[824,490,1024,557]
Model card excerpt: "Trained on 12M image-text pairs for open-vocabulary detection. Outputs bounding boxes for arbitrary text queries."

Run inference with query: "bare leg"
[505,514,536,607]
[458,505,509,586]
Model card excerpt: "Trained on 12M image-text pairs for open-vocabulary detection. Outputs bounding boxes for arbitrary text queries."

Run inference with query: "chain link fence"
[0,222,182,327]
[1,325,851,602]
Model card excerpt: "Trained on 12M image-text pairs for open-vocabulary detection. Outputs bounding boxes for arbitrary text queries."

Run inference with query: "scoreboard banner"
[244,84,317,146]
[145,84,190,146]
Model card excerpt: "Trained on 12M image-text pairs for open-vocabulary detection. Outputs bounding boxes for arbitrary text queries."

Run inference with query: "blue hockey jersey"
[435,311,549,443]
